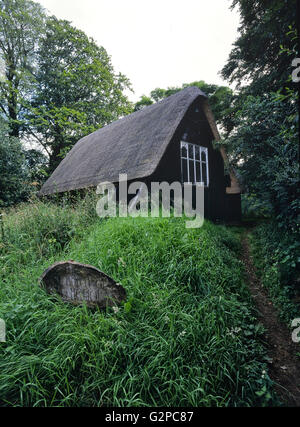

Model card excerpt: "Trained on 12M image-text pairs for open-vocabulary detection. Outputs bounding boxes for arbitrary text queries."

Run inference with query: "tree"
[0,118,29,206]
[134,81,235,136]
[0,0,46,137]
[220,0,299,228]
[220,0,298,95]
[221,90,299,224]
[134,95,153,112]
[24,148,48,184]
[29,17,133,172]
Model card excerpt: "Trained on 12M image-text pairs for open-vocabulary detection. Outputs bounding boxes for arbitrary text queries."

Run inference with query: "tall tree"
[29,17,133,172]
[0,0,46,137]
[221,0,298,95]
[220,0,299,227]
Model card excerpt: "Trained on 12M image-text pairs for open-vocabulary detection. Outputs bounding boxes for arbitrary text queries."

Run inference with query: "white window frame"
[180,141,209,186]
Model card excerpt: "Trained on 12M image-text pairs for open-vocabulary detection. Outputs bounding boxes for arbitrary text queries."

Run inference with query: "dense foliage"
[220,0,299,319]
[221,0,297,95]
[221,90,299,229]
[0,0,46,138]
[250,221,300,324]
[220,0,299,228]
[0,118,28,206]
[0,118,47,206]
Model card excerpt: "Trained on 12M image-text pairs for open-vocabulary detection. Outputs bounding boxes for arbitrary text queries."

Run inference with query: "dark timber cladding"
[39,86,242,222]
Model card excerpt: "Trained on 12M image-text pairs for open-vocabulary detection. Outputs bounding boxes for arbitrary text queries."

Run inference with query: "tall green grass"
[0,199,274,406]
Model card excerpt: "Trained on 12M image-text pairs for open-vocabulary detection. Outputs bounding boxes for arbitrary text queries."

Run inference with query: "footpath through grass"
[0,199,276,406]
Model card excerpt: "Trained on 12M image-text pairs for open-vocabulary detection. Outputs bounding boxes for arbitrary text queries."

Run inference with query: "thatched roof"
[39,86,240,195]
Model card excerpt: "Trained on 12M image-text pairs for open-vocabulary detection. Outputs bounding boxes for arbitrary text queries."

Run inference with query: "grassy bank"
[0,199,275,406]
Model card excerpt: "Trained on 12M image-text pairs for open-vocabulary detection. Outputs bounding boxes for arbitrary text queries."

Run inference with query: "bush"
[0,192,100,273]
[250,221,300,323]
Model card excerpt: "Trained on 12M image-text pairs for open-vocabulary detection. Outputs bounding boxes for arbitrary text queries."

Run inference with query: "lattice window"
[180,141,209,186]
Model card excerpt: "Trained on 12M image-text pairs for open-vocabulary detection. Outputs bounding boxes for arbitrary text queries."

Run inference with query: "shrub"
[250,221,300,323]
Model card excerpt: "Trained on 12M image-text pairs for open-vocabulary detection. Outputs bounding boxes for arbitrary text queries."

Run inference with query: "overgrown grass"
[0,198,276,406]
[249,222,300,324]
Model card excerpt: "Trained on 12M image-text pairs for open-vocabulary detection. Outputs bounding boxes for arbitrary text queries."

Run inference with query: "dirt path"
[241,231,300,406]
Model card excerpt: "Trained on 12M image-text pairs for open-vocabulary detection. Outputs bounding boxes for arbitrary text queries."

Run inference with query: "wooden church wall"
[150,98,231,221]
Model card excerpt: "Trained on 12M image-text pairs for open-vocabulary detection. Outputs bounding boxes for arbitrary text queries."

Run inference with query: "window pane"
[181,158,188,182]
[196,161,201,182]
[181,143,209,186]
[181,143,187,158]
[189,160,195,183]
[202,162,207,186]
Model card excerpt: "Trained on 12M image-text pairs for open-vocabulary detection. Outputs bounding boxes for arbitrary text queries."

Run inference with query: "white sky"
[36,0,240,102]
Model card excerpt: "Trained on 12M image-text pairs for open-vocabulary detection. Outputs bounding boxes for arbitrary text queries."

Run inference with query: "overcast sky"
[36,0,240,102]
